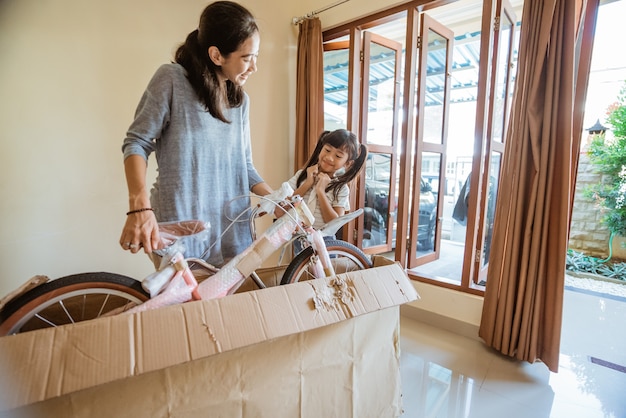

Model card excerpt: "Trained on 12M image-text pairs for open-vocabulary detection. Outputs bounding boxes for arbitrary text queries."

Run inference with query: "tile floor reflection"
[399,286,626,417]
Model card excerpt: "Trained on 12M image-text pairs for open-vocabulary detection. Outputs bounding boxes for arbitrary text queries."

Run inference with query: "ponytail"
[174,29,230,122]
[295,132,329,188]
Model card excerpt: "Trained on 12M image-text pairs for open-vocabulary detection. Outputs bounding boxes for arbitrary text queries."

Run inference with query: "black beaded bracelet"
[126,208,154,216]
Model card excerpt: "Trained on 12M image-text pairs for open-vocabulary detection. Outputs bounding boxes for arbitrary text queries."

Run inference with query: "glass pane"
[323,48,349,130]
[413,154,471,282]
[415,152,439,257]
[363,152,393,248]
[482,152,501,267]
[422,29,447,145]
[366,43,397,147]
[492,15,513,143]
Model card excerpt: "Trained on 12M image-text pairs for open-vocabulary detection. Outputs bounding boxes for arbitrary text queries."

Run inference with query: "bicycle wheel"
[280,239,372,285]
[0,272,149,336]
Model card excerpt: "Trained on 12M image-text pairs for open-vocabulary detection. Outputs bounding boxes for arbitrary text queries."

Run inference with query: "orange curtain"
[294,17,324,172]
[478,0,598,373]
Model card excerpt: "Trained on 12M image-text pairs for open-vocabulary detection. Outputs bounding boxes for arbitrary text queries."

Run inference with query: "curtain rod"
[291,0,351,25]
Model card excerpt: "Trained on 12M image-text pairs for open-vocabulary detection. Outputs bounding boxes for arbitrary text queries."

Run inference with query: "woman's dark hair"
[175,1,258,123]
[296,129,368,199]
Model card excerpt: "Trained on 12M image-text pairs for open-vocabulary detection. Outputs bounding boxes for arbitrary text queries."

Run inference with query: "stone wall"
[569,148,616,259]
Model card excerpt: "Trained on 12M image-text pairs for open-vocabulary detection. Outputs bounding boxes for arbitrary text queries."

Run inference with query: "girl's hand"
[315,172,331,194]
[305,164,319,186]
[119,211,161,254]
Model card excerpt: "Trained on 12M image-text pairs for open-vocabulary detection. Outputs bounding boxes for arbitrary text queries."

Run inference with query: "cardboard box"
[0,257,418,417]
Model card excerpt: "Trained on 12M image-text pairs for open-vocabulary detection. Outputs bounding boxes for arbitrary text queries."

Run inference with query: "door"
[408,13,454,268]
[358,32,403,255]
[322,37,360,242]
[474,0,517,285]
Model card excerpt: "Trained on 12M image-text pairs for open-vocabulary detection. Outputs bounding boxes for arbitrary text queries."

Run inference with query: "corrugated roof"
[324,31,485,108]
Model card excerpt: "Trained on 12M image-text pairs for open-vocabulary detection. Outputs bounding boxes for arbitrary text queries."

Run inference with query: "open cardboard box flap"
[0,257,417,414]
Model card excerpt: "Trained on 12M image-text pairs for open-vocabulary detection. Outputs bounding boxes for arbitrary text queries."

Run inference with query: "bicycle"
[0,194,372,335]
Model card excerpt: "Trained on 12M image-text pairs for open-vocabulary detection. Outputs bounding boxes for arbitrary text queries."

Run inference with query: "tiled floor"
[399,284,626,417]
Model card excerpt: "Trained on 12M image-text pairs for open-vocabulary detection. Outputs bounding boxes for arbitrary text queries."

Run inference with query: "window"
[322,0,522,294]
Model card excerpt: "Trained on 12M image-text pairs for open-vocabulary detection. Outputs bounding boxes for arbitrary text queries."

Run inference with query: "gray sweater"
[122,63,264,266]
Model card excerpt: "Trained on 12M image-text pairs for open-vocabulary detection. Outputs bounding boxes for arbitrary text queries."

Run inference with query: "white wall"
[403,282,484,335]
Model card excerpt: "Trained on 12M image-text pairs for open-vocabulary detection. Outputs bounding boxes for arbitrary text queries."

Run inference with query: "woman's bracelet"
[126,208,154,216]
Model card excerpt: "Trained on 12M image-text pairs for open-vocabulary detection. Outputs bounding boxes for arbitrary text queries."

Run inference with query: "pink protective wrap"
[126,268,198,314]
[197,210,300,300]
[308,254,325,279]
[309,229,334,277]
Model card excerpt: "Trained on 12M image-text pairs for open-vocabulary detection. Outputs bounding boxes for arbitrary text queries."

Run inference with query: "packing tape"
[235,237,276,279]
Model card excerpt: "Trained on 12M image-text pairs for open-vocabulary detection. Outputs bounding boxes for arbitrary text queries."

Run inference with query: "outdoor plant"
[566,249,626,281]
[585,82,626,238]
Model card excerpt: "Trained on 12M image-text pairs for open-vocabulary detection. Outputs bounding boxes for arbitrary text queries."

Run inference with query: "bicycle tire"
[280,239,372,285]
[0,272,149,336]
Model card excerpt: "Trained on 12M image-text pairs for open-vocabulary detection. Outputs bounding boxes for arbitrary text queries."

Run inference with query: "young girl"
[288,129,367,230]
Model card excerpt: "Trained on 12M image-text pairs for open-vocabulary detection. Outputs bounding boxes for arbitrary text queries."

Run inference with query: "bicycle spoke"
[59,300,76,324]
[34,313,58,328]
[81,294,87,321]
[96,294,111,318]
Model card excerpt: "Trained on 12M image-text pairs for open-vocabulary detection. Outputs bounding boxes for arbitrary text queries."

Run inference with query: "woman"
[119,1,272,267]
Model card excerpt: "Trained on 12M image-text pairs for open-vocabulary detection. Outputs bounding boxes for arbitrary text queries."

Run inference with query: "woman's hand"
[120,155,162,254]
[119,211,161,254]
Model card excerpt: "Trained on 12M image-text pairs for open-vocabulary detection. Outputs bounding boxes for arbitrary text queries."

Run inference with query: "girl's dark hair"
[296,129,368,199]
[174,1,258,123]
